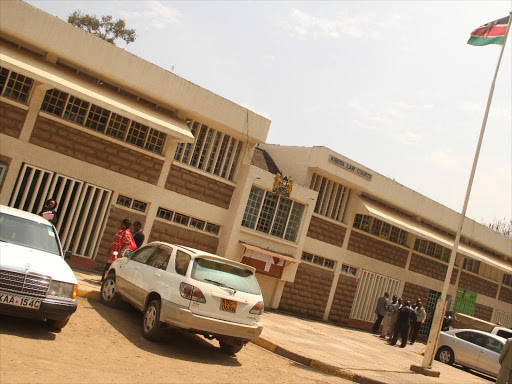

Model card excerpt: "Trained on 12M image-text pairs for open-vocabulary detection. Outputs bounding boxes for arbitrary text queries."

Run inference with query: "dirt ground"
[0,297,350,384]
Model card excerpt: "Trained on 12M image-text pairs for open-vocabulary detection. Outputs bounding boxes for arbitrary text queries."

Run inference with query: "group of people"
[38,198,146,284]
[372,292,427,348]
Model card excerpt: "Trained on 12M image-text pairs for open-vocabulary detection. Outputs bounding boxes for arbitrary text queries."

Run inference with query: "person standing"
[409,301,426,344]
[442,311,453,331]
[380,295,397,339]
[389,301,417,348]
[372,292,389,334]
[39,198,58,226]
[496,337,512,384]
[101,218,137,283]
[132,220,145,249]
[388,298,403,341]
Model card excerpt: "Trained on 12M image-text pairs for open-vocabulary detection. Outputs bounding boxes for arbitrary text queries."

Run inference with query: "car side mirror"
[123,250,133,259]
[64,250,72,260]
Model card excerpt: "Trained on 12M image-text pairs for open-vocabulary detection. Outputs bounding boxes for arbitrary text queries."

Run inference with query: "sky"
[26,0,512,225]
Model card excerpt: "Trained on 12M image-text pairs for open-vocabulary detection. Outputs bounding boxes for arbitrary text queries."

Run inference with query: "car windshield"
[191,257,261,295]
[0,212,61,256]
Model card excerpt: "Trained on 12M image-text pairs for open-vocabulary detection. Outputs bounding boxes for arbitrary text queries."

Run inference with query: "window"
[131,246,158,264]
[173,213,189,226]
[414,238,451,262]
[147,248,171,271]
[482,336,503,354]
[116,195,147,213]
[463,258,480,274]
[0,163,7,188]
[0,68,33,104]
[40,88,167,154]
[156,207,220,236]
[174,118,243,181]
[175,250,191,276]
[341,264,357,276]
[353,214,408,246]
[205,223,220,235]
[301,252,334,269]
[157,208,173,221]
[189,218,205,231]
[503,274,512,287]
[310,173,350,223]
[242,186,305,243]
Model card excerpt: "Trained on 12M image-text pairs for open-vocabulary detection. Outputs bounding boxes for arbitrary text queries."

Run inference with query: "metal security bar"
[493,309,512,328]
[350,270,401,322]
[8,164,112,259]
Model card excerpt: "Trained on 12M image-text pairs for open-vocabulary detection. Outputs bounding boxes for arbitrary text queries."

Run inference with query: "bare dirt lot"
[0,297,350,384]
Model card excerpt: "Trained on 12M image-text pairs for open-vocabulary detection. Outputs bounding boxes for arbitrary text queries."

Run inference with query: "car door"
[476,335,503,376]
[117,245,158,305]
[453,331,482,369]
[132,246,173,309]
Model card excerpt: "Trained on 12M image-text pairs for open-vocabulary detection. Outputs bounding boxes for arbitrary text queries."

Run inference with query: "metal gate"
[8,163,112,259]
[350,270,401,322]
[493,310,512,328]
[419,289,441,337]
[453,288,477,316]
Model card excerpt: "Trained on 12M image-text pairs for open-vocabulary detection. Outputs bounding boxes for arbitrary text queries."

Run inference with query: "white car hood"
[0,242,77,284]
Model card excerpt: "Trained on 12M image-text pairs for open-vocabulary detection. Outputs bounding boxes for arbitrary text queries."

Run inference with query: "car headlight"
[48,281,77,299]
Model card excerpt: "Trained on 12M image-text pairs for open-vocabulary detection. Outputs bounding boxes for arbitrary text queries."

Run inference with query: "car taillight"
[249,301,264,315]
[179,282,206,304]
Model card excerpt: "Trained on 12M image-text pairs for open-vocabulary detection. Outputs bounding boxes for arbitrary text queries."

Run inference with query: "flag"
[467,15,510,46]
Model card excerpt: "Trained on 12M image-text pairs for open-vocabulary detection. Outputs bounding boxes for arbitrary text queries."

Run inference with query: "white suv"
[101,242,264,354]
[0,205,78,329]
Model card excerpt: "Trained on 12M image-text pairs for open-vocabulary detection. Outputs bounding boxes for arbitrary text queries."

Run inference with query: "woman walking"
[101,218,137,283]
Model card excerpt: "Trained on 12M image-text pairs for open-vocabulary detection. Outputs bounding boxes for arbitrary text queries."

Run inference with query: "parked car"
[101,242,264,354]
[491,326,512,339]
[0,205,78,329]
[436,328,506,377]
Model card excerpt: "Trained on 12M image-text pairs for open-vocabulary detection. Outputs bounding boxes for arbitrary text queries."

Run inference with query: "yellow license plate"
[220,298,237,313]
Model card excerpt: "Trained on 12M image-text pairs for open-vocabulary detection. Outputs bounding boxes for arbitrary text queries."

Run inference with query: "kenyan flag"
[467,15,510,46]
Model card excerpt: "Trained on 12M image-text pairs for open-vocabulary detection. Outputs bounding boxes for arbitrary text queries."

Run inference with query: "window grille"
[242,186,305,243]
[174,119,243,182]
[116,195,147,213]
[462,258,480,274]
[189,218,205,230]
[157,208,174,221]
[504,274,512,287]
[310,173,350,222]
[414,238,451,262]
[205,223,220,235]
[301,252,335,269]
[116,195,132,208]
[156,207,220,236]
[173,213,190,226]
[0,68,33,104]
[40,88,167,154]
[341,264,357,276]
[353,214,408,246]
[132,200,147,213]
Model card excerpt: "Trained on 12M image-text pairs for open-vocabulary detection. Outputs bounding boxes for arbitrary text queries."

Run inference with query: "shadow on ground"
[87,298,242,367]
[0,315,58,340]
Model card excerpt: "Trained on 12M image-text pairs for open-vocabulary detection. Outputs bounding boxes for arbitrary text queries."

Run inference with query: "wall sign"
[329,155,373,181]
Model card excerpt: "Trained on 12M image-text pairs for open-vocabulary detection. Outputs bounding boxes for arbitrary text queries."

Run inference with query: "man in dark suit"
[132,220,145,249]
[389,301,417,348]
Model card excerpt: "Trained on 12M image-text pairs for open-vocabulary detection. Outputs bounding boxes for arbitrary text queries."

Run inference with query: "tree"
[482,217,512,239]
[67,10,137,46]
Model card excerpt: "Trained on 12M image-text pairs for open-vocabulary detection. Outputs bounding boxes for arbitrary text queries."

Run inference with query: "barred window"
[414,238,451,262]
[157,208,174,221]
[353,214,408,246]
[310,173,350,223]
[301,252,334,269]
[341,264,357,276]
[116,195,147,213]
[503,274,512,287]
[63,96,89,124]
[126,121,148,147]
[41,89,68,116]
[85,104,110,132]
[116,195,132,208]
[462,258,480,274]
[205,223,220,235]
[189,218,205,230]
[174,119,243,181]
[132,200,147,213]
[242,186,305,243]
[173,213,189,226]
[1,70,33,103]
[106,113,130,140]
[39,88,167,155]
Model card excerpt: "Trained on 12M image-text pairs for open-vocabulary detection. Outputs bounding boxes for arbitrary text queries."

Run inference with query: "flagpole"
[414,12,512,372]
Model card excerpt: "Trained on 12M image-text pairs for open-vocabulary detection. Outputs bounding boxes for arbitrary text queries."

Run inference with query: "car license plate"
[0,292,41,310]
[220,298,237,313]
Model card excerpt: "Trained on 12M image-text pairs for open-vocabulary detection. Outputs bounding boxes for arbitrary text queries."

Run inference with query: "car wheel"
[101,274,121,308]
[436,346,454,365]
[219,341,244,355]
[143,300,163,341]
[46,317,70,330]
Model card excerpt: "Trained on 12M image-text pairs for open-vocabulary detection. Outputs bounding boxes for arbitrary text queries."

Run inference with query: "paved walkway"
[73,268,493,384]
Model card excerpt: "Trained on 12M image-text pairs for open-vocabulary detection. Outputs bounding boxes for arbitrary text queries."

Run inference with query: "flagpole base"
[410,364,440,377]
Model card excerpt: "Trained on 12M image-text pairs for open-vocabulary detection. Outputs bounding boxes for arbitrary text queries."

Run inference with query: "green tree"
[67,10,137,45]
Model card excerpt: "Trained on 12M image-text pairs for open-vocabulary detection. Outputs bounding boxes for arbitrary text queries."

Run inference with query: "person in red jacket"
[101,218,137,283]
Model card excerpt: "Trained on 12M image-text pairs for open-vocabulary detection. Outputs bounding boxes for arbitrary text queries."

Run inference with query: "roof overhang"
[0,46,194,143]
[357,197,512,274]
[240,242,300,263]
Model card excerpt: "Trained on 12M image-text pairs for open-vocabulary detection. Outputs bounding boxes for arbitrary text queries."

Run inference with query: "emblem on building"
[273,173,293,197]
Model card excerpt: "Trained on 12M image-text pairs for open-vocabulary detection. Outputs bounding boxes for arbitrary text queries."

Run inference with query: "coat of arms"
[272,173,293,197]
